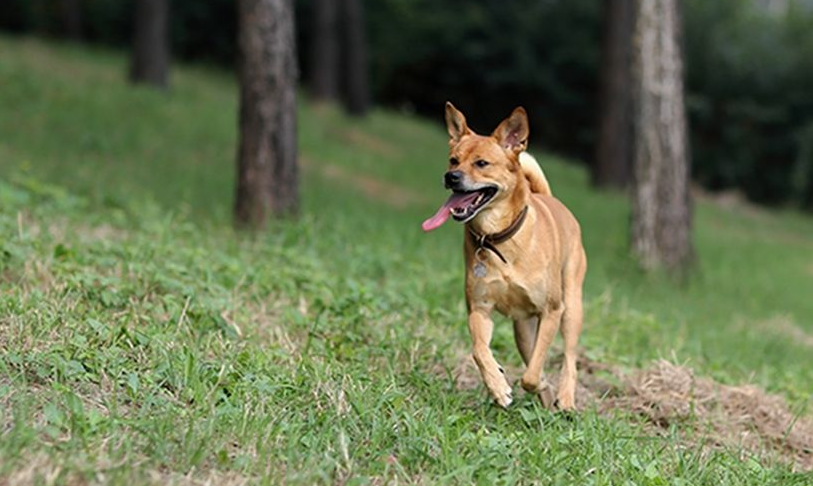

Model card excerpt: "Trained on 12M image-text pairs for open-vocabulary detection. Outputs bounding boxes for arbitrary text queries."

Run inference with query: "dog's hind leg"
[469,309,513,408]
[556,247,587,411]
[513,317,538,365]
[520,304,564,408]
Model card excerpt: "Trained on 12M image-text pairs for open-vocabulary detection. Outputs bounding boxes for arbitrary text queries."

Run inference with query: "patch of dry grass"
[448,354,813,471]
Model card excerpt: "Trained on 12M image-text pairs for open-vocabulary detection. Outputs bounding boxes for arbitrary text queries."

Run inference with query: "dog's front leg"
[468,308,513,408]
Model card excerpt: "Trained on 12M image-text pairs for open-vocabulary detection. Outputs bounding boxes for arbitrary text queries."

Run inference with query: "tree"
[130,0,170,88]
[341,0,370,116]
[593,0,634,189]
[309,0,340,102]
[630,0,693,271]
[235,0,299,227]
[60,0,83,39]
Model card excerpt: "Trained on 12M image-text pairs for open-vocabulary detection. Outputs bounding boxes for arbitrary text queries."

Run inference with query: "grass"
[1,35,812,485]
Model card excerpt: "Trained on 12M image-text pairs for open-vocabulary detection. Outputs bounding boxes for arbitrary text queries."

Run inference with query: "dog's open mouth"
[422,186,498,232]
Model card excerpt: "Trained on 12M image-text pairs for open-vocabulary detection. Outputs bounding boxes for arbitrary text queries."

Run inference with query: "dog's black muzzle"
[444,170,463,189]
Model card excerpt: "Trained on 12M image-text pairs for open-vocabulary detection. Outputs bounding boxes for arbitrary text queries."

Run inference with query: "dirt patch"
[0,452,74,486]
[448,354,813,471]
[448,353,616,413]
[694,186,755,212]
[604,360,813,471]
[760,315,813,349]
[333,127,398,157]
[224,293,303,355]
[14,211,127,248]
[147,469,251,486]
[302,156,424,209]
[0,451,250,486]
[693,186,774,223]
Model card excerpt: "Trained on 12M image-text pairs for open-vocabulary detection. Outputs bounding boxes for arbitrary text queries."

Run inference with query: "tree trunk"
[60,0,83,39]
[130,0,170,88]
[341,0,370,116]
[309,0,340,102]
[235,0,299,227]
[630,0,693,271]
[593,0,634,189]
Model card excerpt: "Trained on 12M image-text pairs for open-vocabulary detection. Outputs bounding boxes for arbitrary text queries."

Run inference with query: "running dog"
[422,102,587,410]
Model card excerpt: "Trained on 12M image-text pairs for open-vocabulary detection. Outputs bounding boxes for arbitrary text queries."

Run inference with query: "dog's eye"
[449,157,459,166]
[475,160,490,168]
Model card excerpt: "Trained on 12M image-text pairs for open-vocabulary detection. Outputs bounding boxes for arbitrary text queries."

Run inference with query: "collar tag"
[473,261,487,278]
[467,206,529,265]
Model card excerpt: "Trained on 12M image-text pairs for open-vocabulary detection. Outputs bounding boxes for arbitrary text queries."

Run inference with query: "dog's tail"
[519,152,552,196]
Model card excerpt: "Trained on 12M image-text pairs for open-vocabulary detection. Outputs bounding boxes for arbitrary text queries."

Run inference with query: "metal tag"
[473,261,487,278]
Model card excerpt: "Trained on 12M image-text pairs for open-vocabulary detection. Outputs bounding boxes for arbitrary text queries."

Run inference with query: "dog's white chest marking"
[470,264,545,321]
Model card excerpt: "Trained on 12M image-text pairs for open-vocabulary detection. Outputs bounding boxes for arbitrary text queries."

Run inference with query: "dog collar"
[467,205,529,264]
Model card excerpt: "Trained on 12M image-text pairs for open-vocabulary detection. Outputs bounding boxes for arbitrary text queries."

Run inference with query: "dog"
[422,102,587,410]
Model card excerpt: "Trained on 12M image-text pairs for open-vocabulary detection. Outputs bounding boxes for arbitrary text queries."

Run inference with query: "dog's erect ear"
[492,107,529,154]
[445,102,471,143]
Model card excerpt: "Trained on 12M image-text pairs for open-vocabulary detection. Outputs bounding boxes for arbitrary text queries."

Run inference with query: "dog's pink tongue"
[421,192,478,232]
[421,204,452,232]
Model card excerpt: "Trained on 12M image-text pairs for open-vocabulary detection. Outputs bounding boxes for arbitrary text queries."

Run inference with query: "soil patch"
[761,316,813,349]
[332,127,398,157]
[449,354,813,471]
[302,156,424,208]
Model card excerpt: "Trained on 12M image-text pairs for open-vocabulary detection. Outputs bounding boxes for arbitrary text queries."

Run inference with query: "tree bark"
[341,0,370,116]
[235,0,299,227]
[129,0,170,88]
[593,0,634,189]
[630,0,693,271]
[60,0,83,39]
[310,0,340,102]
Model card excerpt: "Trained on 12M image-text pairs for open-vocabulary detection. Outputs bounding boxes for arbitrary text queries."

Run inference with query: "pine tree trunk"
[60,0,83,39]
[593,0,634,189]
[341,0,370,116]
[129,0,170,88]
[310,0,340,102]
[630,0,693,271]
[235,0,299,227]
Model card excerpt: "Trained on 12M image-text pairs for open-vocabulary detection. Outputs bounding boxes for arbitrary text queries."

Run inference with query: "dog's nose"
[444,171,463,188]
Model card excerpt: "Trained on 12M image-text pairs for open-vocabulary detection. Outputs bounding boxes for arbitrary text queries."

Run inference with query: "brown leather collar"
[467,206,529,264]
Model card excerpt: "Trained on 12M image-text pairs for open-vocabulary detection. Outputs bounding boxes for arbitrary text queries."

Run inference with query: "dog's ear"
[492,107,529,154]
[445,102,471,143]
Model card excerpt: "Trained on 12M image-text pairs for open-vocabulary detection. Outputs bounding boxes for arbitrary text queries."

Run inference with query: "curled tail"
[519,152,552,196]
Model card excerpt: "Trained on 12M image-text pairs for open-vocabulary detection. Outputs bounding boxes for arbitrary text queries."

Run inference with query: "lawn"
[1,36,812,485]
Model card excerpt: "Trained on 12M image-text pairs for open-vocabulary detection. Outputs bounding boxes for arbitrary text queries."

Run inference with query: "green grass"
[1,36,812,485]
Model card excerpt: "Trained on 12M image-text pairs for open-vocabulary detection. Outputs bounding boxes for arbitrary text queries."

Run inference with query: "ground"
[1,36,812,485]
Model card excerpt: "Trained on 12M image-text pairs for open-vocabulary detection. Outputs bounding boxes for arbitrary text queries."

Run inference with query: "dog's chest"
[470,266,551,320]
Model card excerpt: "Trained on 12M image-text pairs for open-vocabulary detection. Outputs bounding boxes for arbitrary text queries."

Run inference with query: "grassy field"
[1,36,813,485]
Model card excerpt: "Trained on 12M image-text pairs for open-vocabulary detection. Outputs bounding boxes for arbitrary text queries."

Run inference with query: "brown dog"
[422,102,587,410]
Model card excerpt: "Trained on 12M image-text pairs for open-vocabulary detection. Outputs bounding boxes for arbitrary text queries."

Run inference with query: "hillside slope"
[1,36,812,484]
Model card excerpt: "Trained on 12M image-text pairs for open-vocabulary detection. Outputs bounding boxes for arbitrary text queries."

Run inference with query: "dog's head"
[422,102,529,232]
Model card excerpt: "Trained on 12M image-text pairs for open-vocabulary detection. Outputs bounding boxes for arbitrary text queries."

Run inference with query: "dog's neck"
[468,174,530,236]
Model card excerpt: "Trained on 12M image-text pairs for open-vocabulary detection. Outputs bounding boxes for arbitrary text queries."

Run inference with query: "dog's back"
[519,152,551,196]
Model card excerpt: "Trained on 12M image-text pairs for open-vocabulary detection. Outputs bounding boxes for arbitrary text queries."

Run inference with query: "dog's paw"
[490,381,513,408]
[555,378,576,411]
[554,392,576,412]
[484,372,513,408]
[521,374,555,408]
[520,374,541,393]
